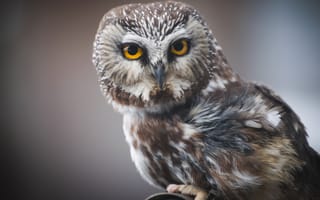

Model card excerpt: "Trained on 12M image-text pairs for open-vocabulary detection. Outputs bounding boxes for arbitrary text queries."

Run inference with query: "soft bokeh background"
[3,0,320,199]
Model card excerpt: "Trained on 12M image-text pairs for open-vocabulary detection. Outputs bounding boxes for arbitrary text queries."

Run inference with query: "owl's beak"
[154,63,165,90]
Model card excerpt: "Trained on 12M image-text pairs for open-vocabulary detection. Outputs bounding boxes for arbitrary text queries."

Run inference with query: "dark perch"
[145,192,193,200]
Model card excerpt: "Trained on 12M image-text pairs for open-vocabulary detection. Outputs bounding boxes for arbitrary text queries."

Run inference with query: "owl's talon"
[166,184,209,200]
[166,184,180,193]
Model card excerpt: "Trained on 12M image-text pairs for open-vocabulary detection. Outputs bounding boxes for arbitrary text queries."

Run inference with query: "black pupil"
[127,45,138,55]
[173,41,184,51]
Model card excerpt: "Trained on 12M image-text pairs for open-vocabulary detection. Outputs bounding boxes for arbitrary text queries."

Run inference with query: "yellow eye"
[122,44,143,60]
[170,39,189,56]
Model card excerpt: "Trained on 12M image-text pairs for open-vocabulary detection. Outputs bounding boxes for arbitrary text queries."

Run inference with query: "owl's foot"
[167,184,209,200]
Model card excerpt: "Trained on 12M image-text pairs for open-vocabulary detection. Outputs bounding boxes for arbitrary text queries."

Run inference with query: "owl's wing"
[184,82,320,198]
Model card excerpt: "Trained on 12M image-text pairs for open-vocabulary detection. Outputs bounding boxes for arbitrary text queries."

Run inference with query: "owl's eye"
[170,39,189,56]
[122,43,143,60]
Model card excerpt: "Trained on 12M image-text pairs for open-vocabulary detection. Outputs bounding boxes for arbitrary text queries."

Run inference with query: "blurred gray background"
[3,0,320,199]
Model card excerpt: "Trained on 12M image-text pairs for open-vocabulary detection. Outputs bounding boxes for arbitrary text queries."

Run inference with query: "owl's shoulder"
[189,82,286,128]
[186,81,308,151]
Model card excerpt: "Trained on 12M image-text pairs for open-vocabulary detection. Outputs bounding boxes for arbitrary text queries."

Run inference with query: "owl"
[92,1,320,200]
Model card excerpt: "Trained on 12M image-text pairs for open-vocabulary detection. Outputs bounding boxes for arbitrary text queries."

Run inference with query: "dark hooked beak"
[153,62,165,90]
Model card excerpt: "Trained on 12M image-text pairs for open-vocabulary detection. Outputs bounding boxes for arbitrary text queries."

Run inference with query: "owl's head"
[93,1,235,113]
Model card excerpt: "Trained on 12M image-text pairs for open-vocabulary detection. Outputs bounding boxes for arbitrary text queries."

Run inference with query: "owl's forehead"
[107,1,197,40]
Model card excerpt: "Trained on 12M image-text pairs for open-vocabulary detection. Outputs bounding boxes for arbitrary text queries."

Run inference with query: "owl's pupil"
[128,45,138,55]
[173,42,183,51]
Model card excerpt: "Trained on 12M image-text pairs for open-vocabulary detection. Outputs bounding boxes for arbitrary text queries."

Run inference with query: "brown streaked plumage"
[92,1,320,199]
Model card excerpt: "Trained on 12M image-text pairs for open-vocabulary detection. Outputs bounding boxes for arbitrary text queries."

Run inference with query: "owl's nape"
[93,1,237,111]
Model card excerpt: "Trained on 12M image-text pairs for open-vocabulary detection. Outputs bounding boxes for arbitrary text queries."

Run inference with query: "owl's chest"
[122,113,204,188]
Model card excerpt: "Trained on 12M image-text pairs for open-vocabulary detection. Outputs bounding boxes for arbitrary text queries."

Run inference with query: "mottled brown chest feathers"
[126,115,210,188]
[133,116,202,156]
